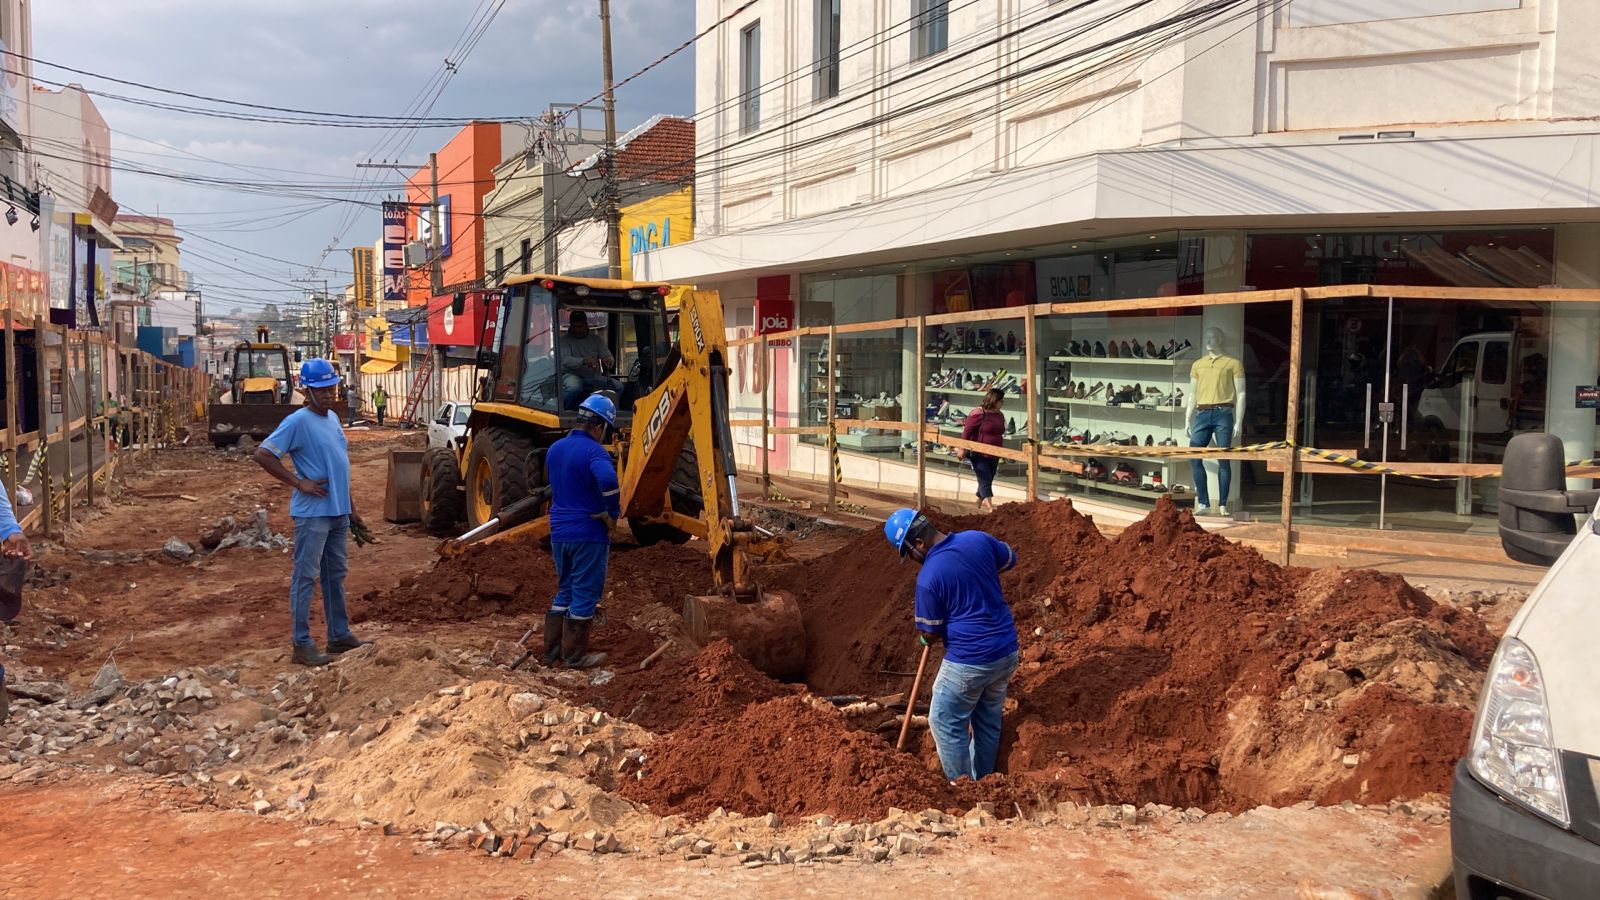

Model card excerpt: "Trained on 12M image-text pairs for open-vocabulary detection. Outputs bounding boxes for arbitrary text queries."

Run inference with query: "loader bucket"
[683,589,804,682]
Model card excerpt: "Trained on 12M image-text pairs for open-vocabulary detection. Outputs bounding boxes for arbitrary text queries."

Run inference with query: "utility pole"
[600,0,621,280]
[429,153,443,296]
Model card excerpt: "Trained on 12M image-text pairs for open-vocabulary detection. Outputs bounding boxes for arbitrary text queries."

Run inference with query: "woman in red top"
[959,388,1006,512]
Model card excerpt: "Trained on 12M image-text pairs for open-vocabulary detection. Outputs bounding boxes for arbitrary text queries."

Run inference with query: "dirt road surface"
[0,431,1457,898]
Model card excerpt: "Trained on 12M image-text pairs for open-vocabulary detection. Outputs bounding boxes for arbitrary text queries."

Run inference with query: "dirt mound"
[621,696,1005,820]
[577,639,799,733]
[772,497,1493,812]
[775,499,1106,698]
[360,540,558,622]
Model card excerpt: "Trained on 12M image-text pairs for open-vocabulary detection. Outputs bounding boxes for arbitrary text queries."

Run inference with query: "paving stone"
[252,799,275,815]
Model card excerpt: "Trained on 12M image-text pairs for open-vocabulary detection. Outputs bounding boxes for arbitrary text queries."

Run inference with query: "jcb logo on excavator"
[689,306,705,353]
[642,387,675,457]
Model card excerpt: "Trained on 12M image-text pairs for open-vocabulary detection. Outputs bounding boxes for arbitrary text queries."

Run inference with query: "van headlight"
[1470,637,1569,827]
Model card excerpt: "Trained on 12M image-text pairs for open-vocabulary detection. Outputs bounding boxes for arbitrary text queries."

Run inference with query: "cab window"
[519,287,558,412]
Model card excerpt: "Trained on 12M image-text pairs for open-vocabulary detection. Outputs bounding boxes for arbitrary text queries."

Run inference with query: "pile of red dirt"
[775,499,1107,698]
[576,639,799,733]
[620,695,1012,820]
[771,496,1494,812]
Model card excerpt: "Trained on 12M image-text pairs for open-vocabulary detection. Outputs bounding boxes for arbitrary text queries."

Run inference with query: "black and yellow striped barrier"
[1041,438,1599,482]
[827,422,843,484]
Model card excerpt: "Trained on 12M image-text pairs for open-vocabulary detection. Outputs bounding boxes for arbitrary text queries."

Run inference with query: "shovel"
[896,641,933,752]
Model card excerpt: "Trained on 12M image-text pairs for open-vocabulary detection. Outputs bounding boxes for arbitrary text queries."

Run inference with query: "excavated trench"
[367,497,1495,820]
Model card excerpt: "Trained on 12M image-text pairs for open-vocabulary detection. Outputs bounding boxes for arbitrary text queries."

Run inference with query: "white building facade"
[643,0,1600,535]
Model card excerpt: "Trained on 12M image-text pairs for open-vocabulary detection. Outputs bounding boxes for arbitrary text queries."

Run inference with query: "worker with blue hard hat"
[541,391,621,668]
[885,507,1019,782]
[253,357,374,666]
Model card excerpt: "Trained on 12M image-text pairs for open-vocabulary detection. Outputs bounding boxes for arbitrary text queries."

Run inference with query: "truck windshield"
[239,350,287,380]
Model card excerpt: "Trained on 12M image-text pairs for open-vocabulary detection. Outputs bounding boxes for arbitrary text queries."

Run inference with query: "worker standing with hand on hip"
[542,393,620,669]
[885,508,1019,782]
[254,358,373,667]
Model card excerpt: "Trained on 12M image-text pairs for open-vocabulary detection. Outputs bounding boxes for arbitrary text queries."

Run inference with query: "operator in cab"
[541,393,621,669]
[884,508,1020,783]
[558,310,619,410]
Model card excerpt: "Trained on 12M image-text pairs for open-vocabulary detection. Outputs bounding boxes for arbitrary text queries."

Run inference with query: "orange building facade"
[405,121,503,307]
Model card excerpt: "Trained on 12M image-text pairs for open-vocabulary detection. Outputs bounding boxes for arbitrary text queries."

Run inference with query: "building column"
[1552,225,1600,490]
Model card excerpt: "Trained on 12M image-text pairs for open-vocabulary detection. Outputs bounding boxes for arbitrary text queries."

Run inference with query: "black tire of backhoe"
[472,425,536,525]
[628,439,704,546]
[420,447,465,536]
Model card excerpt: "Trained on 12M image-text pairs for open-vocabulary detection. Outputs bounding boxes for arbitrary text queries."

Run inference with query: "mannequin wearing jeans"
[1184,327,1245,516]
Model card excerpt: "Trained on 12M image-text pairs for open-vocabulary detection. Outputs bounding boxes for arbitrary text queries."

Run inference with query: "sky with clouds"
[33,0,694,316]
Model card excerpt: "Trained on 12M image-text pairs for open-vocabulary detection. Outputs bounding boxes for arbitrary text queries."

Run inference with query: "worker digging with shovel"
[538,393,620,669]
[885,508,1020,782]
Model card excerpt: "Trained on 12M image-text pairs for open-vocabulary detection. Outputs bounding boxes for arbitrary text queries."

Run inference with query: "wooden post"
[2,306,16,505]
[56,327,70,524]
[825,324,837,514]
[83,332,94,504]
[759,335,770,497]
[34,316,52,535]
[915,316,926,509]
[1024,307,1039,501]
[1280,288,1305,565]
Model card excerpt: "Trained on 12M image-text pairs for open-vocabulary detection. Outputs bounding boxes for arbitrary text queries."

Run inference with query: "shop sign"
[351,247,375,309]
[628,217,675,256]
[1034,256,1098,302]
[426,291,488,347]
[381,203,407,302]
[333,333,357,352]
[755,296,795,347]
[1577,386,1600,409]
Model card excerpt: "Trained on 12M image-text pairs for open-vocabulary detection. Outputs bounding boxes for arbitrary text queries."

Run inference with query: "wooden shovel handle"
[896,643,933,752]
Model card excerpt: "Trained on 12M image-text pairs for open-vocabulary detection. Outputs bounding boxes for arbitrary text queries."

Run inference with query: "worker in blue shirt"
[542,392,620,669]
[0,480,32,722]
[254,358,373,667]
[885,508,1020,782]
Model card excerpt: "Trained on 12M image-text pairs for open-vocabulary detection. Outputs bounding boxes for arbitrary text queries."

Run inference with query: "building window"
[814,0,840,101]
[519,238,532,274]
[494,246,504,281]
[740,22,761,133]
[912,0,947,60]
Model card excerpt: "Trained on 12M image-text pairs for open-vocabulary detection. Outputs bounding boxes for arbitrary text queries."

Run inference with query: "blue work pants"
[551,541,609,620]
[290,515,355,648]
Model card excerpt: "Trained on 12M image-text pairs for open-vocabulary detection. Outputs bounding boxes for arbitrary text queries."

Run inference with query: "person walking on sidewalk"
[254,358,373,667]
[958,388,1005,512]
[884,508,1019,782]
[371,385,388,427]
[0,481,32,722]
[540,393,620,669]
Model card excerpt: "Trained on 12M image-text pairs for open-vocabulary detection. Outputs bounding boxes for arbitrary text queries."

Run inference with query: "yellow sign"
[620,187,693,280]
[351,247,376,309]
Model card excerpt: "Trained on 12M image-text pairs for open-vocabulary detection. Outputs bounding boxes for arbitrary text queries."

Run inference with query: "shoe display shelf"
[1039,319,1202,503]
[922,357,1030,471]
[806,339,904,454]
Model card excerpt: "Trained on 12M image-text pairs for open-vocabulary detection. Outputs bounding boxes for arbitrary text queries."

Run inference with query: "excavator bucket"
[683,589,804,682]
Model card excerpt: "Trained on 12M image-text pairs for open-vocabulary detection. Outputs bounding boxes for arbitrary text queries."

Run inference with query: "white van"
[1452,433,1600,898]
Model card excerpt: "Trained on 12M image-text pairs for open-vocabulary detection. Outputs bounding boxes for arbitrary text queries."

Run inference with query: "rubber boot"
[541,611,565,666]
[292,644,334,667]
[561,617,607,669]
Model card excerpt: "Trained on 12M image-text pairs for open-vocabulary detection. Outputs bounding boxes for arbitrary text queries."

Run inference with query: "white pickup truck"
[1452,432,1600,898]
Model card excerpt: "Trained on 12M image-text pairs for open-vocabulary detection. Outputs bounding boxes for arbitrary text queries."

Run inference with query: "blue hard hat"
[577,392,617,428]
[299,357,340,389]
[885,508,928,560]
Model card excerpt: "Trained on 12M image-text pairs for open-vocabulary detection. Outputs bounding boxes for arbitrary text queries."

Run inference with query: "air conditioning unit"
[404,240,430,268]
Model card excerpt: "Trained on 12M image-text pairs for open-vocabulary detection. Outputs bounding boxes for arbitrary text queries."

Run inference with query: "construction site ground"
[0,430,1517,898]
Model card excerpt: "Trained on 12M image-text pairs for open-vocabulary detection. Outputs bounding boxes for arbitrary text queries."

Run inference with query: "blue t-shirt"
[0,482,21,541]
[547,429,621,544]
[261,407,352,518]
[914,530,1019,666]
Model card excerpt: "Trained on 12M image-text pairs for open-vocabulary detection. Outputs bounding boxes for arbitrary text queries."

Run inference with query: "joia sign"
[755,296,795,347]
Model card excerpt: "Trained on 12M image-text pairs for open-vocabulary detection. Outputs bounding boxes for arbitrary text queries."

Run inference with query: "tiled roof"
[570,115,694,184]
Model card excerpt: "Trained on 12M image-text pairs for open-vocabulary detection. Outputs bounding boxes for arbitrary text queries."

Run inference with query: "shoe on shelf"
[1085,382,1106,400]
[1144,434,1154,446]
[1170,483,1188,493]
[1169,339,1195,359]
[1149,471,1167,493]
[1158,436,1179,447]
[1167,388,1185,408]
[1083,458,1107,480]
[1110,463,1138,485]
[1005,416,1016,435]
[1145,340,1158,358]
[1119,341,1132,359]
[1006,331,1018,354]
[1093,341,1107,358]
[1130,340,1145,359]
[1108,340,1120,359]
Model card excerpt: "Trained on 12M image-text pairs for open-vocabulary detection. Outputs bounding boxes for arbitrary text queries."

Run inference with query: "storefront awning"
[360,358,401,375]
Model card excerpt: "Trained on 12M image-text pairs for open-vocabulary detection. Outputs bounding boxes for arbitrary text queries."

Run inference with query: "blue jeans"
[1189,407,1235,508]
[290,515,355,648]
[929,650,1019,781]
[561,373,621,411]
[970,456,998,500]
[551,541,609,620]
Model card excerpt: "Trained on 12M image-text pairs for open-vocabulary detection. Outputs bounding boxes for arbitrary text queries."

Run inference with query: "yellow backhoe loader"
[419,274,801,678]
